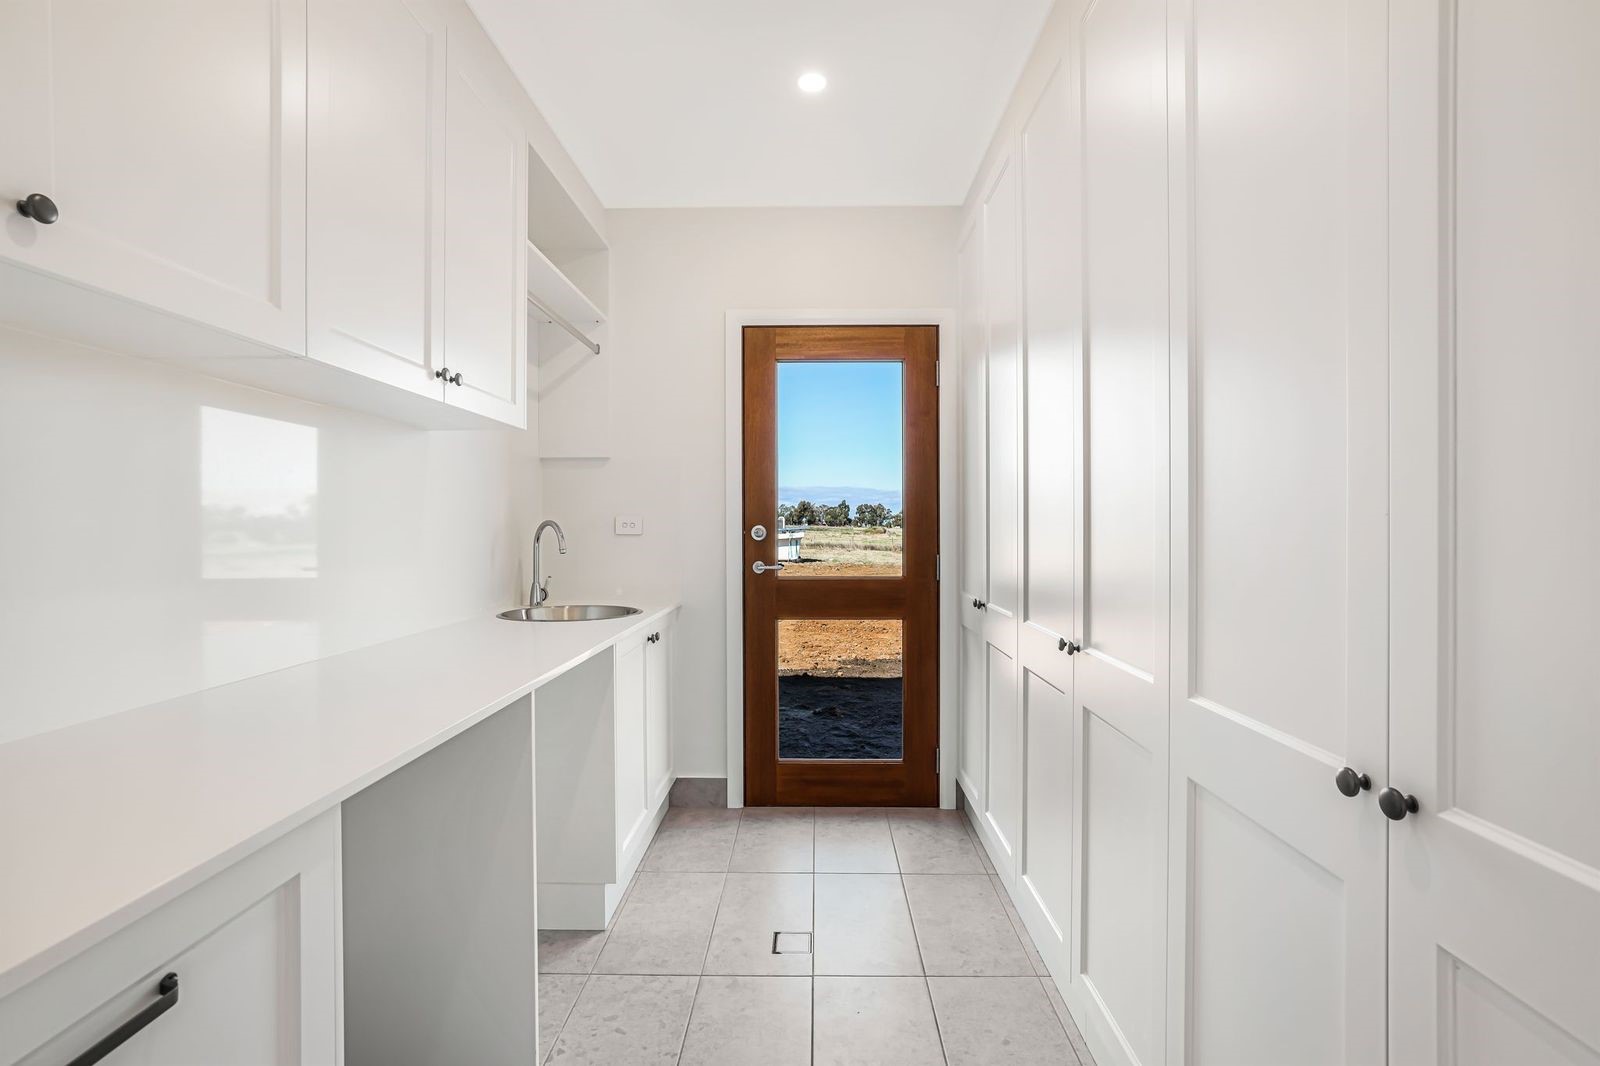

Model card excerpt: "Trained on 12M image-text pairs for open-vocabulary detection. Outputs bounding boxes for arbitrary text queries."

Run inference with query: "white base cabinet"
[2,811,340,1066]
[536,614,675,930]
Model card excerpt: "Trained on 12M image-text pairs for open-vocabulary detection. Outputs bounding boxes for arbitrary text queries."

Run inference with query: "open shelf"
[526,239,605,330]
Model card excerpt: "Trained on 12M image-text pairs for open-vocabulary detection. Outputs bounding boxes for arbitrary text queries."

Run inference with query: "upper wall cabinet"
[438,7,528,429]
[307,0,447,402]
[0,0,536,430]
[0,0,308,355]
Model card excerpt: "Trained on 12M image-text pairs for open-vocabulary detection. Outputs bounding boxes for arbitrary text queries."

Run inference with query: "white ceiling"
[467,0,1055,208]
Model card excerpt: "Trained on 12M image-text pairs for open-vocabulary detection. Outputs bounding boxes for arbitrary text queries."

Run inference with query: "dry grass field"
[775,527,906,677]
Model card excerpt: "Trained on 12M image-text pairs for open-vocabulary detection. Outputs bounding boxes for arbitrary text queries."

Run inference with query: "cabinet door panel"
[307,0,445,396]
[0,0,306,353]
[645,626,672,809]
[1389,1,1600,1060]
[958,221,987,618]
[982,160,1021,622]
[1163,0,1391,1064]
[1064,0,1170,1062]
[441,18,527,427]
[613,638,649,860]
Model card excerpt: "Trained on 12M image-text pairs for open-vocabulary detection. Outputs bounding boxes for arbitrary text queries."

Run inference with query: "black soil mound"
[778,674,903,760]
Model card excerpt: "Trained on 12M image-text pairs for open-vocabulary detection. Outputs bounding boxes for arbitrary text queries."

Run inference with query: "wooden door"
[307,0,447,399]
[0,0,306,353]
[742,325,939,807]
[1388,2,1600,1062]
[440,11,527,428]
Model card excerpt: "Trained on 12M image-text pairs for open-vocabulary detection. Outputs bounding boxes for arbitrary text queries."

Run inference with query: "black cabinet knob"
[451,371,463,386]
[16,193,59,224]
[1378,786,1419,821]
[1334,767,1371,797]
[435,368,463,386]
[1058,638,1082,655]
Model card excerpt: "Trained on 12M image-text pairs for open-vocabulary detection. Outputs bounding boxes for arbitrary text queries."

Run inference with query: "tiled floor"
[537,806,1094,1065]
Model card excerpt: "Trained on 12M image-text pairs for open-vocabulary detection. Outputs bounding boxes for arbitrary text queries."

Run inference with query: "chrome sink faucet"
[531,520,567,606]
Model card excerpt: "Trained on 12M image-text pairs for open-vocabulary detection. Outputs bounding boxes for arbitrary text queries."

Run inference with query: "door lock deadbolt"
[750,525,768,541]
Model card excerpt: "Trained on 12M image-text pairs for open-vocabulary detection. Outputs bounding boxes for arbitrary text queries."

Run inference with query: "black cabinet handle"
[1058,638,1082,655]
[1335,767,1371,797]
[1378,787,1419,821]
[451,371,463,386]
[16,192,59,224]
[436,367,462,385]
[68,972,179,1066]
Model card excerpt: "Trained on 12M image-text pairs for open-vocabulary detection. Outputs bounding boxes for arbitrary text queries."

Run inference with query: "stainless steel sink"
[497,604,642,622]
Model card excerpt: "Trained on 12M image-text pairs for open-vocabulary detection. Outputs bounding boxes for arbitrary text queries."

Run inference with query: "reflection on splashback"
[0,326,522,745]
[201,408,319,580]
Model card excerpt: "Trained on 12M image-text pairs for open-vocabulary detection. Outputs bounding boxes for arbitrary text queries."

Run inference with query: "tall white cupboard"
[957,2,1600,1065]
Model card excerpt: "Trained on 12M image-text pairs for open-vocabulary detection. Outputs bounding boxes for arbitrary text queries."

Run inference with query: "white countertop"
[0,604,677,997]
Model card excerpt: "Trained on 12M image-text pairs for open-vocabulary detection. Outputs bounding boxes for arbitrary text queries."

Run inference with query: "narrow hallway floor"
[537,805,1094,1065]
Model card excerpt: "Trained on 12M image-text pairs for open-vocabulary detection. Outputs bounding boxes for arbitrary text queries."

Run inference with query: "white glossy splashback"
[0,326,524,744]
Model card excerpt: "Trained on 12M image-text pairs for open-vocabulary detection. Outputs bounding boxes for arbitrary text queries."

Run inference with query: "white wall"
[542,206,959,778]
[0,326,533,744]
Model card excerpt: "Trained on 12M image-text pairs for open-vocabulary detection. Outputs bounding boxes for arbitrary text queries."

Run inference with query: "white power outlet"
[614,515,643,536]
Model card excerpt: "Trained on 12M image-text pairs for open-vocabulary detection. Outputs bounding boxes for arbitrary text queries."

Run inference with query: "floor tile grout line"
[674,806,738,1063]
[959,806,1081,1052]
[889,811,952,1066]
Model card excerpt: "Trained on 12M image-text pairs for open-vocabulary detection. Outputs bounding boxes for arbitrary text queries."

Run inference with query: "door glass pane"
[778,619,903,760]
[776,361,904,577]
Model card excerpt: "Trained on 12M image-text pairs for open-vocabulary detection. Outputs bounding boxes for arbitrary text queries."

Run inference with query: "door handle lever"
[751,561,785,574]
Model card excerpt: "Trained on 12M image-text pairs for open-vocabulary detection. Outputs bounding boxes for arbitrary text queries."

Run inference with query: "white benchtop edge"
[0,603,678,997]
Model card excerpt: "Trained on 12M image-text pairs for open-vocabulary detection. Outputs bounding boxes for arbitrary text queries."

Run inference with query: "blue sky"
[777,361,903,494]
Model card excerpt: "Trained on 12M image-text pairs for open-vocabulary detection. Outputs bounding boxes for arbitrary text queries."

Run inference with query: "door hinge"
[936,747,942,773]
[936,359,942,386]
[936,554,941,581]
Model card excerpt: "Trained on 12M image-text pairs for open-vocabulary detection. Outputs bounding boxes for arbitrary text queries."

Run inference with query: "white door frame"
[724,309,960,809]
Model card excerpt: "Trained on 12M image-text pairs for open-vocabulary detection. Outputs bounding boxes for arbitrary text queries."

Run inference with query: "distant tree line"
[779,500,903,529]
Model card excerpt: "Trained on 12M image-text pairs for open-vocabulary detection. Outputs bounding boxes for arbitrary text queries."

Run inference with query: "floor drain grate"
[771,931,812,955]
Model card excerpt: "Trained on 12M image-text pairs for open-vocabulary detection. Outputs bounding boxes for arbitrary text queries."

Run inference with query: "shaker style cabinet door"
[1387,2,1600,1063]
[440,12,528,428]
[644,622,673,810]
[0,0,307,354]
[307,0,447,398]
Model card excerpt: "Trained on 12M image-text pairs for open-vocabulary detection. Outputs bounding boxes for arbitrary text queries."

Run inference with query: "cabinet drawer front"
[2,811,339,1066]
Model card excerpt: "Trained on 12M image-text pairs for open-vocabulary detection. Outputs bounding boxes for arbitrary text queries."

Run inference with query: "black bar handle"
[68,971,179,1066]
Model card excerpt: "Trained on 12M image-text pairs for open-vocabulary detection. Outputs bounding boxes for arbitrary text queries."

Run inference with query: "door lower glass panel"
[777,619,904,760]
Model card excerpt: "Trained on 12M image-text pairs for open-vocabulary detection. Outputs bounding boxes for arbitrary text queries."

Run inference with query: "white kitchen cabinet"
[536,613,676,929]
[307,0,447,401]
[0,0,541,430]
[644,623,674,811]
[959,3,1600,1066]
[960,145,1025,882]
[1,810,339,1066]
[0,0,307,357]
[1388,1,1600,1062]
[439,8,528,429]
[612,631,651,863]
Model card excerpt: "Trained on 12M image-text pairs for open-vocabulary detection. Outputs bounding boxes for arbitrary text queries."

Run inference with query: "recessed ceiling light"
[797,71,828,94]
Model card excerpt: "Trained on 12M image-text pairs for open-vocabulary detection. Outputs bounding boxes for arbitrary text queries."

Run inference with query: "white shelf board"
[526,239,605,329]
